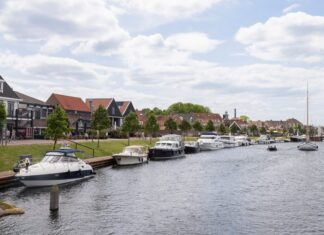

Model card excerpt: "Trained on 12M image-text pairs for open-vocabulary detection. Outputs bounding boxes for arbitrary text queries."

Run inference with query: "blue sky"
[0,0,324,124]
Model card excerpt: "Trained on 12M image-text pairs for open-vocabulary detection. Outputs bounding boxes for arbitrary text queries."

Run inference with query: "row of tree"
[142,102,211,116]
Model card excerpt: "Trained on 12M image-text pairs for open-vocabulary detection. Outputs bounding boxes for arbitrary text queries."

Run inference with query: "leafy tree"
[122,112,141,145]
[205,120,215,131]
[239,115,250,122]
[179,119,191,138]
[259,127,267,135]
[144,114,160,144]
[230,124,240,135]
[192,121,203,132]
[164,118,177,134]
[46,107,69,150]
[288,127,294,135]
[249,124,259,137]
[166,102,210,114]
[92,105,111,148]
[0,103,6,145]
[218,123,227,135]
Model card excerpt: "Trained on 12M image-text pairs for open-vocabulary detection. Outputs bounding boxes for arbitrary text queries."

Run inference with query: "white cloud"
[236,12,324,63]
[0,0,128,53]
[109,0,224,19]
[165,33,222,53]
[283,3,300,14]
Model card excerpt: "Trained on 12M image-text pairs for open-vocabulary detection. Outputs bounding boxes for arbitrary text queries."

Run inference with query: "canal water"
[1,143,324,234]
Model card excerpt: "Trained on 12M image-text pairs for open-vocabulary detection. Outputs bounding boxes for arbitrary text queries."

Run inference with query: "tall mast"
[306,81,310,142]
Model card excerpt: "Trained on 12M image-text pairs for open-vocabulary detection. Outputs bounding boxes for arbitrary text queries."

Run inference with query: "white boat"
[219,135,240,148]
[197,133,224,151]
[113,145,148,166]
[298,82,318,151]
[15,149,94,187]
[234,135,250,146]
[148,134,185,160]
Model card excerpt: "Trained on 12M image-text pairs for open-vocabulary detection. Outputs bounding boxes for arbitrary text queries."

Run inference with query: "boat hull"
[17,170,94,187]
[148,148,185,160]
[184,146,200,154]
[113,155,148,166]
[298,143,318,151]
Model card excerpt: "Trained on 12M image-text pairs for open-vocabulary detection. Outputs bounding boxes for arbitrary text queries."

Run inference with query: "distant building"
[15,91,54,139]
[47,93,91,135]
[116,101,136,120]
[0,76,21,137]
[85,98,123,129]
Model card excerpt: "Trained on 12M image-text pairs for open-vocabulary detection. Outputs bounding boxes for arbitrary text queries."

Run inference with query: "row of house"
[0,76,135,139]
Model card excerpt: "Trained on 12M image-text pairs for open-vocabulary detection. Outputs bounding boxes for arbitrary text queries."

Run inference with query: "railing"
[65,140,95,157]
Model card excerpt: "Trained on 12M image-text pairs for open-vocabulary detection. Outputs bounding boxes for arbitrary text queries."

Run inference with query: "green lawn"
[0,138,157,172]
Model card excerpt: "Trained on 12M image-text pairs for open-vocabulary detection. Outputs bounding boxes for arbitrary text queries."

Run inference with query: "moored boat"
[148,135,185,160]
[184,141,200,154]
[15,149,94,187]
[219,135,240,148]
[197,132,224,151]
[113,145,148,166]
[267,145,277,151]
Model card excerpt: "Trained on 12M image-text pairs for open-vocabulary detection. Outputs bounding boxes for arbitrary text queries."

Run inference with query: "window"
[0,81,3,93]
[7,102,15,117]
[41,108,47,119]
[35,109,41,119]
[112,107,115,115]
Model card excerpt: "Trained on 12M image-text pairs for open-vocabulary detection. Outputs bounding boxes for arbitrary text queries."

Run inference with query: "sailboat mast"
[306,81,310,142]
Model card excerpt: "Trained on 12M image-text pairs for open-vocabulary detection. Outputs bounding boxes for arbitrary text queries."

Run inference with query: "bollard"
[50,185,59,211]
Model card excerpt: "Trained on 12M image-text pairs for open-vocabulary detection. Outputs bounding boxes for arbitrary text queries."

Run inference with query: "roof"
[0,76,20,100]
[15,91,48,106]
[48,93,90,112]
[85,98,113,111]
[116,101,130,115]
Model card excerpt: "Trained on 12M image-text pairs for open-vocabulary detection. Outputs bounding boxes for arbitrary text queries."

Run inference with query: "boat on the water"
[267,145,277,151]
[197,132,224,151]
[298,82,318,151]
[15,149,94,187]
[184,141,200,154]
[113,145,148,166]
[290,135,306,142]
[219,135,240,148]
[148,134,185,160]
[234,135,250,146]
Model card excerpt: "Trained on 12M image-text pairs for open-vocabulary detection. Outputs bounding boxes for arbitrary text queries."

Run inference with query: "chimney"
[89,99,93,114]
[234,108,237,119]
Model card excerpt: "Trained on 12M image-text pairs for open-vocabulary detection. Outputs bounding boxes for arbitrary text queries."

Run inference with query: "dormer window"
[0,81,3,93]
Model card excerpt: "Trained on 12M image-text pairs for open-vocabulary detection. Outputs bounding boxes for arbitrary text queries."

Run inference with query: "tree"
[239,115,250,122]
[0,103,6,145]
[122,112,141,146]
[249,124,259,137]
[166,102,211,114]
[46,107,69,150]
[218,123,227,135]
[230,124,240,135]
[259,126,267,135]
[164,118,177,134]
[192,121,203,132]
[179,119,191,138]
[205,120,215,131]
[92,105,111,148]
[144,114,159,144]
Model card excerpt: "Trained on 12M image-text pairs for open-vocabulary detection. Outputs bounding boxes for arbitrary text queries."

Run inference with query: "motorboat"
[148,134,185,160]
[257,135,275,145]
[15,149,94,187]
[113,145,148,166]
[219,135,240,148]
[267,145,277,151]
[290,135,306,142]
[197,132,224,151]
[298,142,318,151]
[184,141,200,154]
[234,135,250,146]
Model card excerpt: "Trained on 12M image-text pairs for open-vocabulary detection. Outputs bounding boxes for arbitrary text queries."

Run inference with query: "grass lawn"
[0,138,157,172]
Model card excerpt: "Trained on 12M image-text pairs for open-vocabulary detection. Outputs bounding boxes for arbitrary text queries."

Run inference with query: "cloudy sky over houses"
[0,0,324,124]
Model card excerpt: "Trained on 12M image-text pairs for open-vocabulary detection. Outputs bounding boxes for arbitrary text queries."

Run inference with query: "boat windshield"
[123,147,145,154]
[41,153,78,163]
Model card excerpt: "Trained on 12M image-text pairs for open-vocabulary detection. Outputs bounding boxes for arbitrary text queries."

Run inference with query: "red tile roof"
[85,98,113,111]
[47,93,90,112]
[117,101,130,115]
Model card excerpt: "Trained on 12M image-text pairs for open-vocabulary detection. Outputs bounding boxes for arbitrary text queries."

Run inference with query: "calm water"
[1,143,324,234]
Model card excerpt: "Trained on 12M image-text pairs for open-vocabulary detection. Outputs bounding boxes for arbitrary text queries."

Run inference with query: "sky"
[0,0,324,124]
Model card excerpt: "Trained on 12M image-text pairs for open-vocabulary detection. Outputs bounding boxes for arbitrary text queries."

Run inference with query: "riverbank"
[0,138,156,172]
